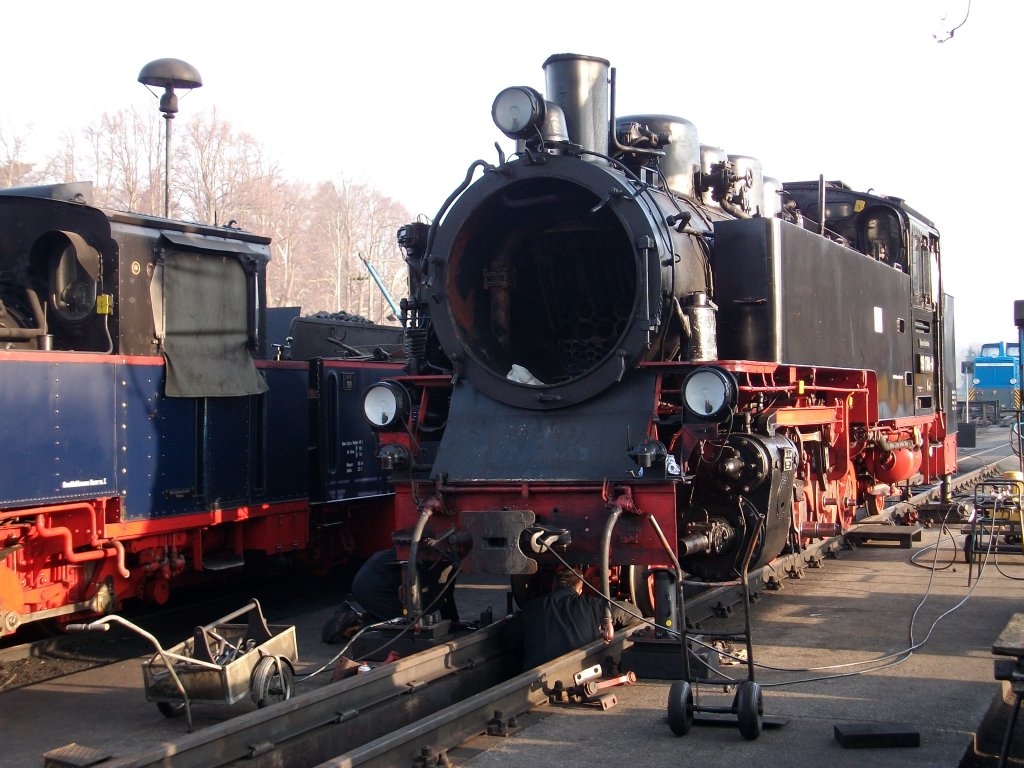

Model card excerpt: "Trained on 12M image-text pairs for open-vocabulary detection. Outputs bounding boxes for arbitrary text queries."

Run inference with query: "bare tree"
[176,108,267,225]
[285,180,410,320]
[309,180,357,314]
[39,129,79,185]
[0,122,36,188]
[95,109,162,213]
[352,192,409,324]
[244,178,312,309]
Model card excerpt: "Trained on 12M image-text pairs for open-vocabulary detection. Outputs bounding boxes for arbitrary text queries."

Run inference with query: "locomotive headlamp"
[492,86,546,139]
[362,380,411,430]
[376,443,410,470]
[682,366,737,422]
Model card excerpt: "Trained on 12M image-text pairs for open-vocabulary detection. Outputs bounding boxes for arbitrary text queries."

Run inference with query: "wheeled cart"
[963,478,1024,584]
[665,512,769,740]
[68,598,297,731]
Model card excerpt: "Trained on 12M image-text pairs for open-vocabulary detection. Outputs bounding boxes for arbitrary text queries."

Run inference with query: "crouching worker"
[502,566,640,671]
[322,546,459,644]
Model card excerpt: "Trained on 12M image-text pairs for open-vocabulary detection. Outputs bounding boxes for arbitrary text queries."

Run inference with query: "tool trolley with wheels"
[68,598,297,731]
[665,512,771,741]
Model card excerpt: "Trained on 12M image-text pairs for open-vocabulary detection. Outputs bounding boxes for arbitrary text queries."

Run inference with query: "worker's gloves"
[601,617,615,645]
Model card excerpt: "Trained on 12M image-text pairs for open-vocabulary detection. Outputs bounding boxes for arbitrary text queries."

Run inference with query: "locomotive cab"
[0,184,112,352]
[0,181,271,398]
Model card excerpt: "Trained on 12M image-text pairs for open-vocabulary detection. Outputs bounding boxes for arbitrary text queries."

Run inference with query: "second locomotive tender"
[364,54,956,614]
[0,182,401,638]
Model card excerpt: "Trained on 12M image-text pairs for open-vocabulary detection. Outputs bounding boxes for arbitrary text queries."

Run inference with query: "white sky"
[2,0,1020,357]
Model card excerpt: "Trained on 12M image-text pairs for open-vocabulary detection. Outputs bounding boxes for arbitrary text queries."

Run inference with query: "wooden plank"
[42,743,112,768]
[834,722,921,748]
[845,524,923,549]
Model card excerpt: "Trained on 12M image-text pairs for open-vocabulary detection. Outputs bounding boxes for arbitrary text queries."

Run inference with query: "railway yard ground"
[3,426,1024,768]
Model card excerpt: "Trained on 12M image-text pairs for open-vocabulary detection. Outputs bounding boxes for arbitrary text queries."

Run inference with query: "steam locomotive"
[0,182,401,637]
[365,54,957,614]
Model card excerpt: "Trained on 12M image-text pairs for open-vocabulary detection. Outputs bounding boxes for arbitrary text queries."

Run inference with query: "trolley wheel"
[963,534,974,564]
[734,680,763,740]
[156,700,187,718]
[666,680,694,736]
[251,655,294,707]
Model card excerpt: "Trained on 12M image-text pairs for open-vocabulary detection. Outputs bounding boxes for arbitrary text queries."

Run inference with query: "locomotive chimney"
[542,54,610,157]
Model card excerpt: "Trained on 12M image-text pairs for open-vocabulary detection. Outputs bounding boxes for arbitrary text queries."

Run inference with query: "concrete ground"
[4,573,512,767]
[462,528,1024,768]
[6,524,1024,767]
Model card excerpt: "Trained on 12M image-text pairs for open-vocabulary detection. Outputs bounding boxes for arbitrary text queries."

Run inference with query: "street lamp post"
[138,58,203,218]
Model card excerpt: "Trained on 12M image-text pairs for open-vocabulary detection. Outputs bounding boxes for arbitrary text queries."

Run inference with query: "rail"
[88,622,627,768]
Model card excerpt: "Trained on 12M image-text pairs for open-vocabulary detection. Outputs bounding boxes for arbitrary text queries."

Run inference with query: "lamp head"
[138,58,202,116]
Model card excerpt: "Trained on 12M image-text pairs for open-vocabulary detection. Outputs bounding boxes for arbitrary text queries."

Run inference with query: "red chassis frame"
[381,361,956,577]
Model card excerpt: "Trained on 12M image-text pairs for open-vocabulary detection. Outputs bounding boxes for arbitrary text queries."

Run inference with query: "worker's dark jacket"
[351,547,458,622]
[502,587,639,670]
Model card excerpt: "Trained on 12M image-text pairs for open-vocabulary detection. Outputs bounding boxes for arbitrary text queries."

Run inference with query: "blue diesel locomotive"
[967,341,1020,423]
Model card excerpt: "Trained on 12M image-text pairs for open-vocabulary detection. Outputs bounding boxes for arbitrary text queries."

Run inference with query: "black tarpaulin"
[162,252,267,398]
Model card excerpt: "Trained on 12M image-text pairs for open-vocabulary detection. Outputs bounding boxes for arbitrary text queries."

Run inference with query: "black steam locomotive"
[365,54,956,611]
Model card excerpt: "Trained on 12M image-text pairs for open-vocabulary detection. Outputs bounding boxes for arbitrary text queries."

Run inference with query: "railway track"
[71,621,623,768]
[33,448,1024,768]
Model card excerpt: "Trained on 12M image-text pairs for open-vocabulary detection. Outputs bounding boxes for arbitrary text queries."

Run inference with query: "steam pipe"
[425,160,493,271]
[874,437,919,452]
[644,513,684,576]
[600,495,637,641]
[26,288,46,334]
[678,531,712,556]
[406,497,443,621]
[720,196,748,219]
[0,289,46,338]
[0,327,44,339]
[608,68,665,159]
[34,514,129,579]
[599,505,622,643]
[110,539,129,579]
